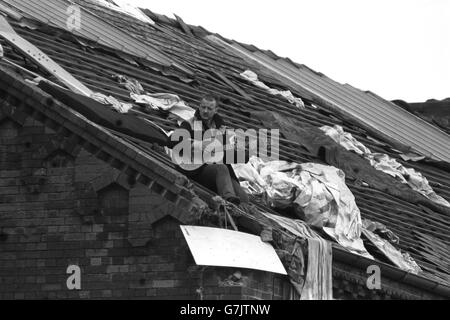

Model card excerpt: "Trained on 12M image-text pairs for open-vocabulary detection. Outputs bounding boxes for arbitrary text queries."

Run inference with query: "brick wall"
[0,111,292,300]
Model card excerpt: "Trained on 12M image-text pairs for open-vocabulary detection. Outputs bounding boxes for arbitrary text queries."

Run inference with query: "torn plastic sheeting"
[113,74,144,95]
[17,18,39,30]
[0,15,93,97]
[180,225,287,275]
[261,219,332,300]
[321,125,450,208]
[278,239,306,299]
[362,229,422,274]
[131,93,195,122]
[252,111,450,217]
[91,92,133,114]
[362,218,399,245]
[233,157,373,259]
[38,81,169,146]
[240,70,305,109]
[259,210,322,240]
[0,2,23,21]
[367,154,449,207]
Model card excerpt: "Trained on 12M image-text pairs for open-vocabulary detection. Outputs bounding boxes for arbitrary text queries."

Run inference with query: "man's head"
[198,94,218,123]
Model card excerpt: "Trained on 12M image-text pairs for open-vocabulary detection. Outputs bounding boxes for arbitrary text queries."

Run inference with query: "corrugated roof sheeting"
[0,0,173,67]
[208,36,450,163]
[1,7,450,288]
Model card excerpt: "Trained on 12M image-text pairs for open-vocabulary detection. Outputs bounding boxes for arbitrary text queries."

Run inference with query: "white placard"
[180,226,287,275]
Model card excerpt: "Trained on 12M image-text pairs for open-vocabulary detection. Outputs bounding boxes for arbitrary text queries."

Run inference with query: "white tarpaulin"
[180,226,287,275]
[320,125,450,208]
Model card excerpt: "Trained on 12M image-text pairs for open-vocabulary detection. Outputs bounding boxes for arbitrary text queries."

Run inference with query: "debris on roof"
[112,73,196,121]
[300,238,333,300]
[0,1,449,296]
[180,225,287,275]
[393,98,450,135]
[233,156,373,258]
[0,15,93,96]
[38,80,169,146]
[240,70,305,109]
[92,0,155,24]
[131,93,195,122]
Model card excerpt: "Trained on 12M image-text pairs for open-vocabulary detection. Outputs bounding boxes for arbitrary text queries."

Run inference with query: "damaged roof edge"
[333,245,450,298]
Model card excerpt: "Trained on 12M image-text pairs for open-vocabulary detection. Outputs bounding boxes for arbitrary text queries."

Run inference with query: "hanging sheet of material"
[362,229,422,274]
[252,110,450,216]
[240,70,305,109]
[300,238,333,300]
[321,125,450,208]
[233,157,372,259]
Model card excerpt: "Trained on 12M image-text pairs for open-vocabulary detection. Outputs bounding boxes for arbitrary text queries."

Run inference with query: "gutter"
[333,245,450,298]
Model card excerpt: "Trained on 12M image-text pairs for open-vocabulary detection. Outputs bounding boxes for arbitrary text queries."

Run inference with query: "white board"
[180,226,287,275]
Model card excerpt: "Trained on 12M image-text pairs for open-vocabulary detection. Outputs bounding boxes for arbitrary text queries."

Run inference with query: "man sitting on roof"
[170,94,249,205]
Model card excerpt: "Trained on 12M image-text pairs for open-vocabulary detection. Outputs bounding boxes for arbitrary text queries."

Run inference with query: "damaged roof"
[0,0,449,294]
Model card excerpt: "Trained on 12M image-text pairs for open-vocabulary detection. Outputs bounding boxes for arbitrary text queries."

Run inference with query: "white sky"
[114,0,450,102]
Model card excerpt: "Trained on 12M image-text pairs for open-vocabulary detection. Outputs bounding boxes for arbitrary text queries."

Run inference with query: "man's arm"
[167,121,193,149]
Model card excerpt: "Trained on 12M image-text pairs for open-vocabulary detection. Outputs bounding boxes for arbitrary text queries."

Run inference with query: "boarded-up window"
[45,150,74,168]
